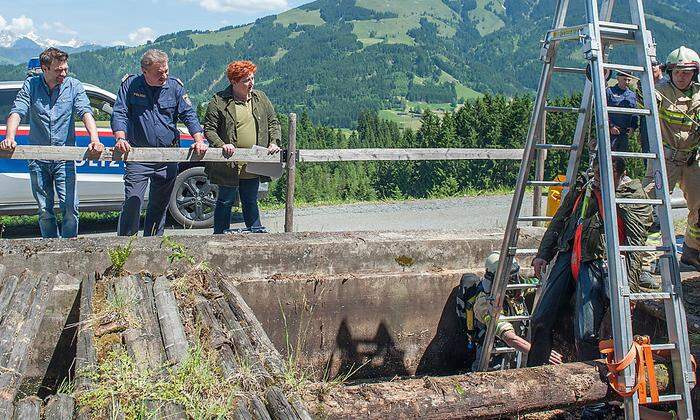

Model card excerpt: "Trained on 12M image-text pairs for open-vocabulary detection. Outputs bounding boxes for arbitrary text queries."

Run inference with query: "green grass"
[467,0,506,36]
[351,19,417,46]
[275,8,325,27]
[270,48,289,63]
[189,25,251,47]
[438,71,483,101]
[646,14,679,30]
[378,109,423,131]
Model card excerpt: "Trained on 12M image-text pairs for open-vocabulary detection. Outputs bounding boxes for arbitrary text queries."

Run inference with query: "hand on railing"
[222,144,236,158]
[0,137,17,151]
[87,141,105,159]
[114,139,132,153]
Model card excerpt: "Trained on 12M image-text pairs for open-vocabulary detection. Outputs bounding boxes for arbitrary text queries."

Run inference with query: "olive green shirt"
[235,100,257,179]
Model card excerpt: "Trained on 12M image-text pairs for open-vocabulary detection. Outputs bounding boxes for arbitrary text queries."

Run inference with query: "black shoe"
[681,245,700,271]
[581,402,612,419]
[639,270,661,291]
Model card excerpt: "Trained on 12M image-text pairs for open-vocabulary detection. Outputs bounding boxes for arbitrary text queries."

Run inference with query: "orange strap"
[599,336,659,404]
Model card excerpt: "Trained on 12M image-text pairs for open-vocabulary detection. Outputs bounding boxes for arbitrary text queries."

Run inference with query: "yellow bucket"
[546,175,567,218]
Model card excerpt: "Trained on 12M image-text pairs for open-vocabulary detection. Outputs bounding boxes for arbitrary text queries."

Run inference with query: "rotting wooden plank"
[194,297,240,378]
[11,396,41,420]
[233,399,254,420]
[0,145,281,163]
[153,276,188,365]
[218,278,285,377]
[75,274,97,420]
[0,264,5,284]
[301,362,613,419]
[0,275,19,321]
[44,394,75,420]
[0,273,41,357]
[249,396,273,420]
[265,386,311,420]
[0,273,54,404]
[298,148,523,162]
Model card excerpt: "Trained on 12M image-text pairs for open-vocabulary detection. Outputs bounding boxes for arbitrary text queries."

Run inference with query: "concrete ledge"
[0,229,544,279]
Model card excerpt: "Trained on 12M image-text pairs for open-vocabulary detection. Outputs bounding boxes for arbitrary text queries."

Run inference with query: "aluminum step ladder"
[477,0,695,418]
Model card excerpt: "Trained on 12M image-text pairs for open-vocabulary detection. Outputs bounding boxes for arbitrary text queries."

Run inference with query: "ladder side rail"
[476,0,571,372]
[628,0,694,416]
[586,0,639,418]
[532,114,547,226]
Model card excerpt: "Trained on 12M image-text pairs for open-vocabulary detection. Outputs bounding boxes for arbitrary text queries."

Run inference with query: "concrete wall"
[0,229,544,381]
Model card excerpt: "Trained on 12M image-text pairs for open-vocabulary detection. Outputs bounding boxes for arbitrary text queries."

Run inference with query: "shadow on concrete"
[328,319,409,379]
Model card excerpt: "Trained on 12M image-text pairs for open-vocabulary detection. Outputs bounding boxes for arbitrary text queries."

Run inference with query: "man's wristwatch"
[115,138,126,143]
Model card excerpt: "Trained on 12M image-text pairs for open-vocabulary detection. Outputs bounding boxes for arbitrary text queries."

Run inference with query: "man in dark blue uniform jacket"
[606,71,639,152]
[111,49,207,236]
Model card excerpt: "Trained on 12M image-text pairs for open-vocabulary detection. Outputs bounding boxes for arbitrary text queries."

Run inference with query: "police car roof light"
[26,58,43,77]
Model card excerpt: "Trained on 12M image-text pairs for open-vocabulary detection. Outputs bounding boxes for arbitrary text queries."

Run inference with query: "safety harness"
[570,182,627,281]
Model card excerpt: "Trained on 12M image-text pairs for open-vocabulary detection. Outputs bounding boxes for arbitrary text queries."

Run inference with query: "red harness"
[570,188,627,281]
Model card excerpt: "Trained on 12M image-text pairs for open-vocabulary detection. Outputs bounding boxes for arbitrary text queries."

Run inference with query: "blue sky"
[0,0,313,46]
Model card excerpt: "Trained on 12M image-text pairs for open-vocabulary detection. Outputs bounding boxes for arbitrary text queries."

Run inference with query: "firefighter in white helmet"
[455,251,562,370]
[643,46,700,269]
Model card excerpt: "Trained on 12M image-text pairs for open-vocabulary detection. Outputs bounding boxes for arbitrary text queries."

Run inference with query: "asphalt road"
[2,190,688,239]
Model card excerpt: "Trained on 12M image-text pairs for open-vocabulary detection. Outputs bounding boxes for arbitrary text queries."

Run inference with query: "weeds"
[161,236,195,265]
[108,237,135,275]
[77,341,242,419]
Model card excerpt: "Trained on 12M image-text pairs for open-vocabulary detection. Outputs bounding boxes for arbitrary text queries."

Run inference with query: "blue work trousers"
[611,133,629,152]
[527,251,609,366]
[28,160,79,238]
[117,162,177,237]
[213,178,261,234]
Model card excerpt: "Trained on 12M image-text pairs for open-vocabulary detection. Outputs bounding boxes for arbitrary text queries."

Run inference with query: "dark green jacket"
[203,87,281,186]
[537,176,652,290]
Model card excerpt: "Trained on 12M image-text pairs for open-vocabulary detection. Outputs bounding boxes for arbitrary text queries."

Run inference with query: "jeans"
[213,178,261,234]
[527,251,609,366]
[28,160,79,238]
[117,162,178,237]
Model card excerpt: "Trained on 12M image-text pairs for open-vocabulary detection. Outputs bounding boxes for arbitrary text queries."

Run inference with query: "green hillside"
[2,0,699,128]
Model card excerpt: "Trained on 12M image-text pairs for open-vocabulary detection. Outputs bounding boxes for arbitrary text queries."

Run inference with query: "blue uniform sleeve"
[176,85,203,136]
[111,78,131,134]
[9,79,31,118]
[73,81,93,118]
[629,91,639,130]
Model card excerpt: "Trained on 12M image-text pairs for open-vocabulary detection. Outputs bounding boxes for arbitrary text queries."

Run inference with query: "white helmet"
[484,251,520,277]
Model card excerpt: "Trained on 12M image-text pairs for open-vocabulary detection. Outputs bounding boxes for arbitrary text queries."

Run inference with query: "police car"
[0,62,266,229]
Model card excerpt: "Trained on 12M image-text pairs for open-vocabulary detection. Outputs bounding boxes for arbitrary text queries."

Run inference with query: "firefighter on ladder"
[456,252,563,371]
[526,158,653,418]
[643,46,700,270]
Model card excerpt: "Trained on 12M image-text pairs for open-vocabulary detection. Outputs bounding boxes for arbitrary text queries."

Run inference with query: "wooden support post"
[153,276,189,365]
[75,274,97,420]
[285,113,297,233]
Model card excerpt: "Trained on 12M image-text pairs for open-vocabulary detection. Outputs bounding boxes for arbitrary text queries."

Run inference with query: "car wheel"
[168,167,217,229]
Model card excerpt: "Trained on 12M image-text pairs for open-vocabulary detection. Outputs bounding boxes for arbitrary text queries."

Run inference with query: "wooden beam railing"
[0,113,531,233]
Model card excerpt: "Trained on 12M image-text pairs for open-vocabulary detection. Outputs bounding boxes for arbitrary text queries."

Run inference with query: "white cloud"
[127,27,156,45]
[41,22,78,36]
[196,0,288,12]
[6,15,34,33]
[0,15,7,30]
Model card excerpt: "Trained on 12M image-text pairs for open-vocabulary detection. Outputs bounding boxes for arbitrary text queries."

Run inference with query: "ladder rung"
[506,283,540,290]
[535,143,575,150]
[514,248,538,255]
[500,315,530,322]
[602,63,645,73]
[552,66,586,74]
[493,346,517,355]
[615,198,663,205]
[611,151,657,159]
[620,245,671,252]
[650,343,676,351]
[599,21,639,31]
[630,292,671,301]
[545,105,584,113]
[645,394,682,404]
[518,216,553,222]
[607,106,651,116]
[527,180,568,187]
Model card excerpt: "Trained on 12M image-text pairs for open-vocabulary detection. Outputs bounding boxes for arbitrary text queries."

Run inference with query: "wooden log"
[298,148,524,162]
[0,273,41,356]
[153,276,189,365]
[0,264,5,284]
[193,297,240,378]
[285,113,297,233]
[218,278,285,377]
[0,273,54,404]
[12,396,41,420]
[44,394,75,420]
[265,386,311,420]
[75,274,97,392]
[233,399,254,420]
[213,298,272,384]
[301,362,613,419]
[0,275,19,320]
[249,395,273,420]
[0,145,282,163]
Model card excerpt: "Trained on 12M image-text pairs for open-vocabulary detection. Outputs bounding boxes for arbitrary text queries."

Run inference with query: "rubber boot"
[580,402,612,419]
[681,245,700,271]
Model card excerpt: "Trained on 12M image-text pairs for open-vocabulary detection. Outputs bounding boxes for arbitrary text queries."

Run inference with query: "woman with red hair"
[204,60,281,233]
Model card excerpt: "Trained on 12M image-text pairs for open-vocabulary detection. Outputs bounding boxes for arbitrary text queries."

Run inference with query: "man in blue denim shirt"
[0,48,103,238]
[111,49,206,237]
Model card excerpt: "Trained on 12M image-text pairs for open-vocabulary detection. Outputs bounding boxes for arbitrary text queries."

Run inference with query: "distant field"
[468,0,506,36]
[378,109,423,131]
[275,8,325,27]
[189,25,251,47]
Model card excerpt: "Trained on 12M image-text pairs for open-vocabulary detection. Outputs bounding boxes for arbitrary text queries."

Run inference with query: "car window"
[0,88,29,125]
[76,93,113,128]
